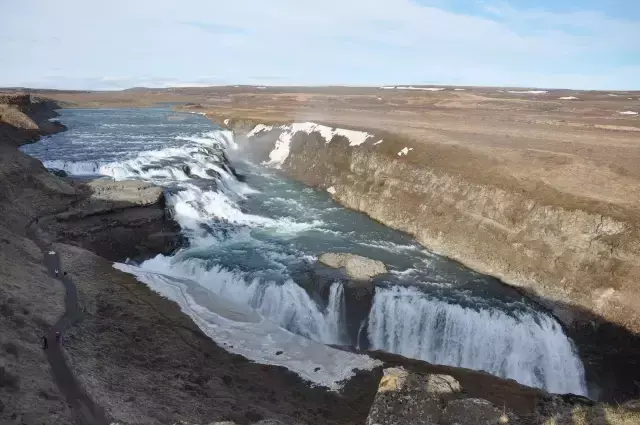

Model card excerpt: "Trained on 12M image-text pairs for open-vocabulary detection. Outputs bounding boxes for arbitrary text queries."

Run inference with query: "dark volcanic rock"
[43,179,182,261]
[49,168,68,178]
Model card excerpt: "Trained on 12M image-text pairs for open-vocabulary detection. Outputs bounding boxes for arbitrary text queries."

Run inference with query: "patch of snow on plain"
[327,186,336,195]
[619,111,638,115]
[507,90,548,94]
[608,94,619,97]
[397,86,445,91]
[398,147,413,156]
[381,86,396,89]
[113,263,381,390]
[373,140,383,145]
[559,97,579,100]
[454,88,466,91]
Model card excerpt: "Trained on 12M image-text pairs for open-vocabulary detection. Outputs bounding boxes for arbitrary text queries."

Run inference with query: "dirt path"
[27,221,109,425]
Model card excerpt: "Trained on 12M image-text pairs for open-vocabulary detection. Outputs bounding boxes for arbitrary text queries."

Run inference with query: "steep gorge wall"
[224,120,640,334]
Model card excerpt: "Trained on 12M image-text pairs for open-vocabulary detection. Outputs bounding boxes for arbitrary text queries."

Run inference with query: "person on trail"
[55,331,61,343]
[42,336,48,349]
[54,269,59,277]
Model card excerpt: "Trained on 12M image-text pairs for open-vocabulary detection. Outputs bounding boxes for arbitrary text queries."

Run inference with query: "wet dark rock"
[49,168,68,178]
[181,164,192,178]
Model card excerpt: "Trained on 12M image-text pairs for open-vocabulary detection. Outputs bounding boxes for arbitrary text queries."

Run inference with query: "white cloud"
[1,0,638,89]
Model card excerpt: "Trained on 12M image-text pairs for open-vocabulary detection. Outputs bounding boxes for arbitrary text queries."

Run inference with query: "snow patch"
[380,86,445,91]
[223,119,230,126]
[397,147,413,156]
[397,86,445,91]
[559,96,579,100]
[608,94,619,97]
[454,88,466,91]
[327,186,336,195]
[373,140,383,145]
[248,122,380,168]
[507,90,548,94]
[619,111,638,115]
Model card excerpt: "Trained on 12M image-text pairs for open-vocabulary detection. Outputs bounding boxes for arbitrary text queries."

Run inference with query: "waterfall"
[367,286,587,395]
[325,282,347,345]
[141,256,346,345]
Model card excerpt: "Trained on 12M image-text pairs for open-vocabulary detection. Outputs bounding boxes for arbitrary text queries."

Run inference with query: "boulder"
[365,367,462,425]
[365,367,526,425]
[49,168,68,178]
[319,253,387,280]
[443,399,519,425]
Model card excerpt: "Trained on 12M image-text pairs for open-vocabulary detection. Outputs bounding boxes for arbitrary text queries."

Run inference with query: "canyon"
[2,88,640,424]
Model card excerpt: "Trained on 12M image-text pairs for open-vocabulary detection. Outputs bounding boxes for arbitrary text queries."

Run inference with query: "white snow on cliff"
[248,122,380,168]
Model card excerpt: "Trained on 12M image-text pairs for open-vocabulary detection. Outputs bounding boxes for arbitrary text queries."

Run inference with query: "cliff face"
[40,179,182,262]
[235,122,640,334]
[226,119,640,399]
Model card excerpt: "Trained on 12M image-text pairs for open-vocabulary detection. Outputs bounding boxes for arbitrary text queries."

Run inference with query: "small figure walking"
[54,269,59,278]
[55,331,61,343]
[42,336,48,349]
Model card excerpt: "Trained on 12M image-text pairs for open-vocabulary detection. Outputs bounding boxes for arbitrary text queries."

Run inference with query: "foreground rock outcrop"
[40,178,181,262]
[364,366,640,425]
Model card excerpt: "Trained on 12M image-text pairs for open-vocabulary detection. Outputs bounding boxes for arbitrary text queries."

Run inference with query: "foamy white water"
[368,286,586,394]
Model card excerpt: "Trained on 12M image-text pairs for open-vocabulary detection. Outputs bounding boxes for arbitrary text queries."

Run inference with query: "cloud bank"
[1,0,638,90]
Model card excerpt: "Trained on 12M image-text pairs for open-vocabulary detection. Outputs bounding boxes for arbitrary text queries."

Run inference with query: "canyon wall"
[219,118,640,398]
[229,121,640,334]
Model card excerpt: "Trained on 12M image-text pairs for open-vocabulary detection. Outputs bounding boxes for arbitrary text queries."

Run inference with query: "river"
[21,107,587,395]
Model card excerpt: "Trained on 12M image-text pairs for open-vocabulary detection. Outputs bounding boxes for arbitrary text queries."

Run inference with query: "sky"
[1,0,639,90]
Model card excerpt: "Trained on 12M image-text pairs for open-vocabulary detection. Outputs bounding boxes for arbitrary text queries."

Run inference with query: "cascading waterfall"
[325,282,347,345]
[141,256,346,345]
[25,108,590,393]
[367,286,587,395]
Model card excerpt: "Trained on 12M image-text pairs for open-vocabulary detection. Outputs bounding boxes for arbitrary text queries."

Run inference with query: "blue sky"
[1,0,639,90]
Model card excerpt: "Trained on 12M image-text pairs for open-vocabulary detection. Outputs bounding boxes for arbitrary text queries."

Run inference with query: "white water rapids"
[21,108,587,394]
